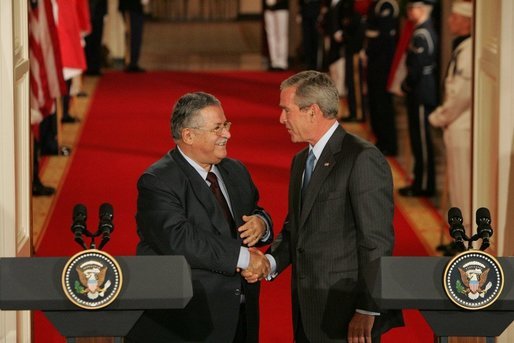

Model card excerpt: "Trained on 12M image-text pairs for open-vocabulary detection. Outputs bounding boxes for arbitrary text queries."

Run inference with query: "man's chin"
[215,149,228,161]
[290,135,301,143]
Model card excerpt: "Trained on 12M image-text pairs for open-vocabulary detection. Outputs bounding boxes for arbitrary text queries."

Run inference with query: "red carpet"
[34,71,432,342]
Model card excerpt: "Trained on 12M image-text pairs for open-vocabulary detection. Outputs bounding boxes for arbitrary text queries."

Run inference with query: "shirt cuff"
[264,254,278,281]
[237,247,250,270]
[356,309,380,316]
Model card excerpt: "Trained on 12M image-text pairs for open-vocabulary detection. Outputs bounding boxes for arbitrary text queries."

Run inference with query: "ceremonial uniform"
[401,15,438,196]
[339,0,369,121]
[429,35,472,227]
[299,0,322,69]
[366,0,399,155]
[263,0,289,70]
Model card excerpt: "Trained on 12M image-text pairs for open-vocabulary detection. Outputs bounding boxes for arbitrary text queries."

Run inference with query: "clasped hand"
[240,248,270,284]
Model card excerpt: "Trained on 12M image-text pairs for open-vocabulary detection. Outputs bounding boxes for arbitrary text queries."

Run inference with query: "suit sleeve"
[136,173,241,275]
[349,147,395,311]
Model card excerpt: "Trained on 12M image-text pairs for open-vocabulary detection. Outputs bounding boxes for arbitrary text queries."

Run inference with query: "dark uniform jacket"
[402,18,438,106]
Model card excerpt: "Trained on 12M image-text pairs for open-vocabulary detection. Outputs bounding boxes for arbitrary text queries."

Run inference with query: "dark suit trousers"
[233,302,247,342]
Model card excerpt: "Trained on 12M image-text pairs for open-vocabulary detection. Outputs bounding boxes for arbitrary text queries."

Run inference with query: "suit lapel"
[291,150,306,226]
[299,126,346,228]
[170,149,230,237]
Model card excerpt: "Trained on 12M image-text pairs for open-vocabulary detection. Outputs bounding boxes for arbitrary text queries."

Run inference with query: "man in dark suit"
[244,71,403,342]
[127,92,273,342]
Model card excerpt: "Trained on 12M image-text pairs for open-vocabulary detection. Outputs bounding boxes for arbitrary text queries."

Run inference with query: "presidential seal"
[443,250,504,310]
[62,249,123,310]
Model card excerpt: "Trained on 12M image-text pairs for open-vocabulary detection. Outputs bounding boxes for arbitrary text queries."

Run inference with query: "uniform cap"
[452,1,473,18]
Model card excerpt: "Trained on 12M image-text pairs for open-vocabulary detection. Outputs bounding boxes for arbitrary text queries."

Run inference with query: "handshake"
[240,248,271,284]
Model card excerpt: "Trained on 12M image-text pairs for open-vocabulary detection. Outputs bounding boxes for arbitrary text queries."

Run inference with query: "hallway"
[33,18,449,260]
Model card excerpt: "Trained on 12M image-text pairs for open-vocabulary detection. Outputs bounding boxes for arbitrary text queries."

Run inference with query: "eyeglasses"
[190,121,232,136]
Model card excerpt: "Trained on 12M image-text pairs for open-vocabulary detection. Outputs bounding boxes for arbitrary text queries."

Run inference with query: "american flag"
[29,0,66,126]
[387,20,414,96]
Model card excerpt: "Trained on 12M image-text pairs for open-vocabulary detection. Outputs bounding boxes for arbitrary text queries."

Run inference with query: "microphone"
[448,207,466,251]
[476,207,493,251]
[97,203,114,249]
[71,204,87,249]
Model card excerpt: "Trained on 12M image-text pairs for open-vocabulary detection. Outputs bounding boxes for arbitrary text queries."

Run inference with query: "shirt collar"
[176,146,219,181]
[309,121,339,160]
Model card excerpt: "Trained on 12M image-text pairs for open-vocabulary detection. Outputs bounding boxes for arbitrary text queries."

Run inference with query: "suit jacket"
[127,148,273,343]
[270,125,403,342]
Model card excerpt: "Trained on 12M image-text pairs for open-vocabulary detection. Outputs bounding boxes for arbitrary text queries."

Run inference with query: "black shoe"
[268,66,287,72]
[85,70,102,76]
[60,146,72,156]
[61,115,80,124]
[124,65,146,73]
[32,183,55,196]
[41,145,71,156]
[398,185,434,197]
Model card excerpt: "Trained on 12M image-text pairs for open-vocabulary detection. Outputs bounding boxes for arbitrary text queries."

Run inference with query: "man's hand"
[238,215,266,246]
[347,313,375,343]
[241,248,270,283]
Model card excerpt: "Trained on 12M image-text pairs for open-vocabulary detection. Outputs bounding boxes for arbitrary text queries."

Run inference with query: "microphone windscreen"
[73,204,87,219]
[448,207,462,222]
[99,203,113,218]
[476,207,491,224]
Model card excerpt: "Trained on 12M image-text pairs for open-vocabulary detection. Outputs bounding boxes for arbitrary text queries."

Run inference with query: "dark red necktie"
[207,172,236,238]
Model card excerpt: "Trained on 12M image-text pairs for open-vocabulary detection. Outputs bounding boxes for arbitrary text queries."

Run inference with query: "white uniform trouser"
[264,9,289,69]
[444,126,471,229]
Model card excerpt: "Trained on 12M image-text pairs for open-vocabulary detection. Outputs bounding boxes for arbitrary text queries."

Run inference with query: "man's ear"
[181,128,194,145]
[311,103,322,117]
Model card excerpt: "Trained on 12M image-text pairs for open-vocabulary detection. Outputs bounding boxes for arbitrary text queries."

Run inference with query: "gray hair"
[280,70,339,119]
[171,92,221,140]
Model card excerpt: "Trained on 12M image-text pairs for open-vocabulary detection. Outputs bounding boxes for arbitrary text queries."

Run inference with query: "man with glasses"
[128,92,273,342]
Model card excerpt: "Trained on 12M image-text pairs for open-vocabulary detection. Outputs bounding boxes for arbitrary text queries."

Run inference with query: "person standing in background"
[119,0,148,72]
[398,0,438,197]
[429,0,473,228]
[338,0,369,122]
[298,0,322,70]
[365,0,400,156]
[321,0,346,97]
[85,0,107,76]
[263,0,289,71]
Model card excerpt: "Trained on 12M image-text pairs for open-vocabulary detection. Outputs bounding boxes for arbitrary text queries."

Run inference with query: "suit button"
[298,248,305,254]
[234,288,241,296]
